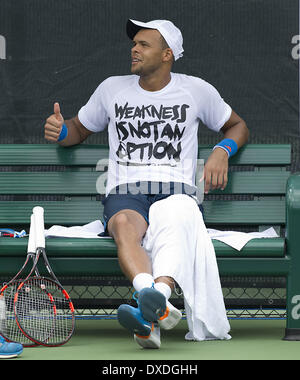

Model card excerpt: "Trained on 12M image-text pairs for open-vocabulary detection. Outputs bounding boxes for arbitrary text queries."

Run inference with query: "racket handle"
[33,206,45,249]
[27,214,36,253]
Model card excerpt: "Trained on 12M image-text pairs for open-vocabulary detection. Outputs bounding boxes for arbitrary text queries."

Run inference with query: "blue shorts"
[101,181,204,235]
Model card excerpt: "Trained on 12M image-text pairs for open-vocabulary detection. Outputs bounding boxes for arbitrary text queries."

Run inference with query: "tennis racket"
[0,214,39,346]
[14,206,75,346]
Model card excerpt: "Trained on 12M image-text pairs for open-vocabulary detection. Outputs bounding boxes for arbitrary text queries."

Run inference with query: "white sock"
[132,273,154,292]
[154,282,172,300]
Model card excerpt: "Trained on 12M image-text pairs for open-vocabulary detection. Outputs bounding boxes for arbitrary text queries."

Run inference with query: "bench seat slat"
[0,237,285,259]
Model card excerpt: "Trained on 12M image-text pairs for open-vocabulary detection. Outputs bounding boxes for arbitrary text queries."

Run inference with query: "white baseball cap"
[126,19,184,61]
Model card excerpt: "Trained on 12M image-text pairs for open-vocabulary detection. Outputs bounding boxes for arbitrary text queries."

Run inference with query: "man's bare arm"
[44,102,93,146]
[220,110,249,149]
[203,110,249,193]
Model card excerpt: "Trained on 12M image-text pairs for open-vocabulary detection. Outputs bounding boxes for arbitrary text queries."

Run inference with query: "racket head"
[14,276,75,346]
[0,213,39,346]
[0,280,39,346]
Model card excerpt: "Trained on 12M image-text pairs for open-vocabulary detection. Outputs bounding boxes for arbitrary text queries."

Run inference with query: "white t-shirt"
[78,73,231,196]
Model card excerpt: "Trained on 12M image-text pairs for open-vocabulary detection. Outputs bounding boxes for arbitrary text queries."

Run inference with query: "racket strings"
[0,281,36,346]
[15,277,74,345]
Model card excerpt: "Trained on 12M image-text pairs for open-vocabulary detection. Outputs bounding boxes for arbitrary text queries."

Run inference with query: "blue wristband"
[213,138,238,158]
[57,123,68,142]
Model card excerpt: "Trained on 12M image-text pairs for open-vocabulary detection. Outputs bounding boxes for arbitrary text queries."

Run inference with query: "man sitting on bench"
[44,19,249,349]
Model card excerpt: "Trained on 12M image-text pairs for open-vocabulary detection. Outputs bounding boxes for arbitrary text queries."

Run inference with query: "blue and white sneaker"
[157,300,182,330]
[133,288,181,330]
[138,287,167,322]
[134,323,161,349]
[117,304,161,349]
[0,335,23,359]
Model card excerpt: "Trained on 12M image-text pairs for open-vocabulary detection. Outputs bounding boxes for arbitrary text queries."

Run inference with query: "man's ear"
[162,48,174,63]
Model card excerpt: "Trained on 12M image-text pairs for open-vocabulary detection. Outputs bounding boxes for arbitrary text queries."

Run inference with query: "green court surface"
[15,319,300,361]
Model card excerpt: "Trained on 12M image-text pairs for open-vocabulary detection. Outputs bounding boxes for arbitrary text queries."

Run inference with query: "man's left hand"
[203,148,229,194]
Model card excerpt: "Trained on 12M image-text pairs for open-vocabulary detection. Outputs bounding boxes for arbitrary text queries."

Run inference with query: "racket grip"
[27,214,36,253]
[33,206,45,249]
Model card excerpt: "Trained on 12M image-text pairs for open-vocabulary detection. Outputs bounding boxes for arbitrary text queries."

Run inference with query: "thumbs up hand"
[44,102,65,142]
[54,102,64,122]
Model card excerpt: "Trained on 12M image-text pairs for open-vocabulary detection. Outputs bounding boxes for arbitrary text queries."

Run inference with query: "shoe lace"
[132,290,139,304]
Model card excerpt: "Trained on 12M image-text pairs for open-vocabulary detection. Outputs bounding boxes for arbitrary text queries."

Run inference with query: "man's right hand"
[44,102,65,142]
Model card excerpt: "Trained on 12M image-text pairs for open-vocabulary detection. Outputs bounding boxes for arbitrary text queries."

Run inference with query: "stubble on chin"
[131,65,142,76]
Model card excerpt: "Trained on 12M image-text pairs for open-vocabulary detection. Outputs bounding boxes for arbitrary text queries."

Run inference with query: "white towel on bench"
[142,194,231,341]
[206,226,278,251]
[45,220,278,251]
[45,220,105,239]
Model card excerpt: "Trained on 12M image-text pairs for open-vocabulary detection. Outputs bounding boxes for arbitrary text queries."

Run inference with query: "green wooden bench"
[0,143,299,340]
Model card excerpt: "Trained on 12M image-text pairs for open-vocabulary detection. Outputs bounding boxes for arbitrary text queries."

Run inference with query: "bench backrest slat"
[0,144,291,230]
[0,144,291,166]
[0,171,290,195]
[0,199,286,227]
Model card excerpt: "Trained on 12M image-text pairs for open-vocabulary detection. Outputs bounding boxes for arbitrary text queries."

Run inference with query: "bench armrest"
[286,173,300,255]
[284,173,300,336]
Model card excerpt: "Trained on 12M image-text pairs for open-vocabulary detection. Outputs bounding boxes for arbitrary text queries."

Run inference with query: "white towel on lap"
[142,194,231,341]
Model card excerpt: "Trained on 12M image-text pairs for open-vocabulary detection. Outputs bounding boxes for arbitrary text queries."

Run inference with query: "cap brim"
[126,19,149,40]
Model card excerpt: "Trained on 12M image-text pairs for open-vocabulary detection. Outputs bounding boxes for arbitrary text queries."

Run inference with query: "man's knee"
[108,212,130,241]
[108,210,147,244]
[111,212,129,230]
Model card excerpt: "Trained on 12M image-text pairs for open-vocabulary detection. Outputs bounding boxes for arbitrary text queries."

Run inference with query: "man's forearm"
[204,115,249,193]
[222,120,249,149]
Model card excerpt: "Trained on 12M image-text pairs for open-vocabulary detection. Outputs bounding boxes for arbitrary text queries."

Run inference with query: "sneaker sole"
[117,305,152,336]
[0,353,19,359]
[134,333,161,349]
[0,348,23,359]
[158,307,182,330]
[138,288,166,322]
